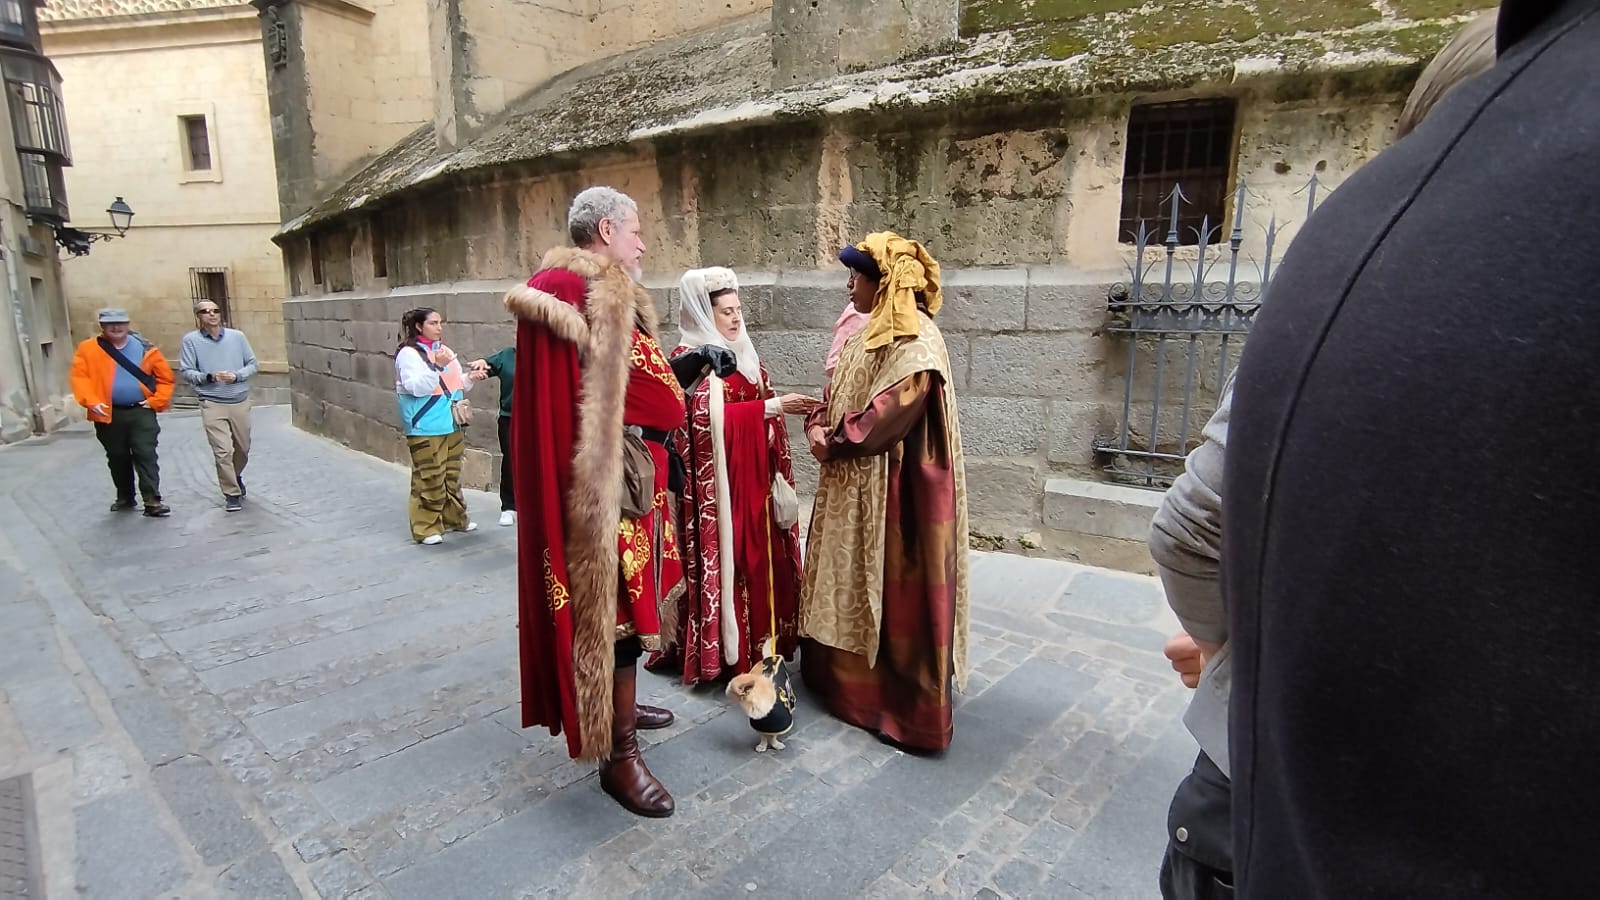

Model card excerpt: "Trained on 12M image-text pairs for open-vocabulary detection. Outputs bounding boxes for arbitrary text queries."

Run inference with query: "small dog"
[726,637,797,752]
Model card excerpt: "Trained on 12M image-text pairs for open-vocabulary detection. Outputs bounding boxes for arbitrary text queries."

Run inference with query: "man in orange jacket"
[70,308,175,516]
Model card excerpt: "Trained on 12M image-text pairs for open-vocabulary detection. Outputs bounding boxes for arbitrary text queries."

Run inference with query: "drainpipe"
[0,217,45,435]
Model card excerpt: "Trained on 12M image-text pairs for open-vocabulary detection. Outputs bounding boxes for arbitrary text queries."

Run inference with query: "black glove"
[669,345,738,389]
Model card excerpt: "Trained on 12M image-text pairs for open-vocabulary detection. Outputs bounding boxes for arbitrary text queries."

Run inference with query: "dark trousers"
[95,406,161,504]
[1159,752,1234,900]
[497,415,515,511]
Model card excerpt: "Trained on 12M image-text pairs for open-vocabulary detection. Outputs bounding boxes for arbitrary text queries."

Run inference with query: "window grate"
[189,267,231,325]
[1119,99,1238,247]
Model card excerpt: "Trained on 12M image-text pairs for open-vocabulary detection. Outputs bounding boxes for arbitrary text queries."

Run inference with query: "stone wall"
[279,77,1408,571]
[286,264,1188,571]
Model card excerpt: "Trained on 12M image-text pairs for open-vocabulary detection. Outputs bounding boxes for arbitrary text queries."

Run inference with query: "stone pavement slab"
[0,406,1194,898]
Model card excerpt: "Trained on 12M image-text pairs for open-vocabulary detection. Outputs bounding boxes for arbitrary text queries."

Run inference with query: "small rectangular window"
[181,115,212,171]
[1119,99,1238,246]
[190,267,231,324]
[309,235,324,285]
[370,215,388,279]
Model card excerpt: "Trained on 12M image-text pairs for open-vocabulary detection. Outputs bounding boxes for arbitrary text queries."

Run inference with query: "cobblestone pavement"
[0,406,1195,898]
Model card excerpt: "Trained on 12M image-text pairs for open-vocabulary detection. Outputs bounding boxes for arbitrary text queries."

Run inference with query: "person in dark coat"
[1223,1,1600,895]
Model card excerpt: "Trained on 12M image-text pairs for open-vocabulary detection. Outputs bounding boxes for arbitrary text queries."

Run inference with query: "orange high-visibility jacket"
[70,334,175,423]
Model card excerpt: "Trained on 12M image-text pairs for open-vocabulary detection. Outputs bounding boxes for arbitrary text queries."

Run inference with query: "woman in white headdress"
[646,267,819,685]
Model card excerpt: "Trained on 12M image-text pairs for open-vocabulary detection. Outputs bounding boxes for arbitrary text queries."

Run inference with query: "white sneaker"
[421,534,443,546]
[456,522,478,533]
[499,510,516,527]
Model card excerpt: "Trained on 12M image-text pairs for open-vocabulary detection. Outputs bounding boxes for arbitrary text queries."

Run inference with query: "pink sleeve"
[826,307,870,374]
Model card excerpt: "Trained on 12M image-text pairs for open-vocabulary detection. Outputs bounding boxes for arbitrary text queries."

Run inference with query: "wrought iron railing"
[1095,176,1327,489]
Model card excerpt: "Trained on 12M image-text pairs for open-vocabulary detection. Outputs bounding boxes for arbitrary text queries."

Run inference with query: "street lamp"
[55,196,136,257]
[107,197,134,235]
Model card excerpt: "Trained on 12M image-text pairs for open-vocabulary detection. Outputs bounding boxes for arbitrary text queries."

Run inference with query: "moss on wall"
[963,0,1474,39]
[961,0,1144,33]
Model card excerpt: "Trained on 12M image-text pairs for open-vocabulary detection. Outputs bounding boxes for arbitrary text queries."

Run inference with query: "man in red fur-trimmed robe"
[504,186,734,818]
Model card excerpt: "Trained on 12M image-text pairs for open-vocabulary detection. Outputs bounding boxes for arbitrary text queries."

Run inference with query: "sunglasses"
[197,308,221,314]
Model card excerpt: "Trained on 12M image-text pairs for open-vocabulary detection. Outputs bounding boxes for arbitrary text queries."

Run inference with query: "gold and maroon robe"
[799,311,970,752]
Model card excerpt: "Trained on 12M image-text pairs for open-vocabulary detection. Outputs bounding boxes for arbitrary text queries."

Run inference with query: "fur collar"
[503,246,660,344]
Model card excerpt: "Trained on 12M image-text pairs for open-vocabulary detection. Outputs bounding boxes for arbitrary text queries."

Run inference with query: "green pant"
[407,430,468,541]
[95,406,161,504]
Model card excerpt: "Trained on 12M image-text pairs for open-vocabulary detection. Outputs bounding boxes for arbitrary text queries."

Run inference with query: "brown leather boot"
[635,703,674,730]
[599,665,674,818]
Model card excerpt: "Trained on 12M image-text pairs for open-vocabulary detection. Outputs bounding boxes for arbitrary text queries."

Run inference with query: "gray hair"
[1396,10,1497,139]
[567,186,638,247]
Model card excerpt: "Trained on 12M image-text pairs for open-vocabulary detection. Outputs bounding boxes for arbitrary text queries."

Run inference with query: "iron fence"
[1094,176,1327,489]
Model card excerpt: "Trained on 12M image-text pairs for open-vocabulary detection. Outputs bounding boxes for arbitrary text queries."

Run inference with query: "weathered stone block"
[965,459,1042,531]
[939,268,1027,332]
[384,295,412,323]
[1026,269,1119,332]
[770,272,846,330]
[957,397,1045,458]
[754,330,832,388]
[969,333,1105,398]
[323,298,354,323]
[328,320,358,351]
[1047,400,1112,467]
[360,383,397,425]
[461,448,494,490]
[350,296,388,322]
[787,427,819,495]
[327,349,357,381]
[449,290,507,325]
[1041,477,1160,543]
[943,331,971,390]
[472,323,515,358]
[357,321,395,354]
[353,353,387,390]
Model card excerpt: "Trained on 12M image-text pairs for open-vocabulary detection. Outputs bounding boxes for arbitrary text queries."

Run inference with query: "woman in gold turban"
[798,232,970,752]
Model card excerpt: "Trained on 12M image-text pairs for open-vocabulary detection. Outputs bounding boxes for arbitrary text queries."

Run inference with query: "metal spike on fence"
[1262,211,1278,291]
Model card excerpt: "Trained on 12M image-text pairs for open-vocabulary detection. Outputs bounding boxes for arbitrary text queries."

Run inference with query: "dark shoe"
[599,666,674,818]
[109,498,137,512]
[225,495,243,513]
[635,704,674,730]
[143,503,172,518]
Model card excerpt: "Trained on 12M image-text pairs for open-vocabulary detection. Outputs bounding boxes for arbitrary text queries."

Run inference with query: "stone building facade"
[0,1,77,443]
[260,0,1490,570]
[40,0,294,402]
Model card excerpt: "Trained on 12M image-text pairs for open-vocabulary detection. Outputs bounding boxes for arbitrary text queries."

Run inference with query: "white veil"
[676,267,762,385]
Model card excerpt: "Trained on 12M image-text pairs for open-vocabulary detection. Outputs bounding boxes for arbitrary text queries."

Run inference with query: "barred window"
[1119,99,1238,246]
[190,267,231,324]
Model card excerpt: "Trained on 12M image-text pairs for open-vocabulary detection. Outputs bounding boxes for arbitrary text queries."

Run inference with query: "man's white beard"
[628,265,643,281]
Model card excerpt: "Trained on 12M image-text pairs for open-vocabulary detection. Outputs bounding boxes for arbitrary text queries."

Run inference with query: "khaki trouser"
[200,398,252,498]
[407,430,468,541]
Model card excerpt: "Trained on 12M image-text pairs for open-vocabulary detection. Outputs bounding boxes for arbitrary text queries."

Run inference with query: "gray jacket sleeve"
[1147,372,1233,645]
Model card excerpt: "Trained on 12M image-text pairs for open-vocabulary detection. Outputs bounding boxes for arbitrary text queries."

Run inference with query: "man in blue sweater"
[178,301,258,512]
